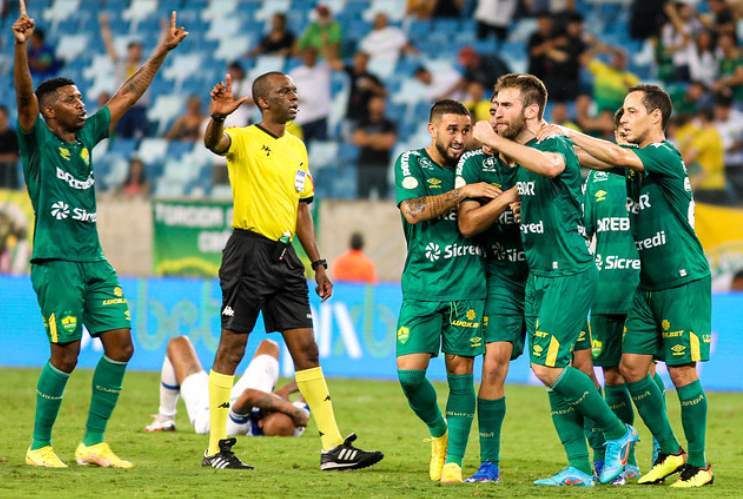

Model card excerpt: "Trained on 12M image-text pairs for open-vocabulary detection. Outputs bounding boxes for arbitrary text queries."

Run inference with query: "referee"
[202,71,383,471]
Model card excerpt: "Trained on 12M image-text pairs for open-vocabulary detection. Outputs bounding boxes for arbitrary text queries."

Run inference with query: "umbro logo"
[218,402,230,409]
[222,306,234,317]
[261,145,271,156]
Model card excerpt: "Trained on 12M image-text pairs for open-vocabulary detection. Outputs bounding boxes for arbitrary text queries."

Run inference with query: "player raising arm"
[14,1,186,469]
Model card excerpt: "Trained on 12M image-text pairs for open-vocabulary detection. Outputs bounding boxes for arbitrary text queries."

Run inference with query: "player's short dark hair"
[613,107,624,128]
[350,232,364,251]
[0,105,8,117]
[35,77,76,108]
[627,84,672,130]
[251,71,286,110]
[714,91,733,108]
[495,73,548,120]
[429,99,470,122]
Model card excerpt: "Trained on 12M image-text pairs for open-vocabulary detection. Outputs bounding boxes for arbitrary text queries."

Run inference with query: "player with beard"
[202,71,383,471]
[539,85,713,488]
[473,74,638,486]
[394,100,500,484]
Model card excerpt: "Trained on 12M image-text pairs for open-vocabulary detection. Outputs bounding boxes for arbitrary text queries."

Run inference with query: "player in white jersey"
[145,337,309,437]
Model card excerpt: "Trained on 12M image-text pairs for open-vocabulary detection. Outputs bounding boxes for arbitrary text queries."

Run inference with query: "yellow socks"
[208,370,234,455]
[295,367,343,450]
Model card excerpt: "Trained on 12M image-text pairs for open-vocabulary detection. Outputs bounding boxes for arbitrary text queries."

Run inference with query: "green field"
[1,368,741,498]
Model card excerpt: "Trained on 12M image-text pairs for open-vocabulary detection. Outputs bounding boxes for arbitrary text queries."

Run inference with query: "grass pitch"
[1,368,741,498]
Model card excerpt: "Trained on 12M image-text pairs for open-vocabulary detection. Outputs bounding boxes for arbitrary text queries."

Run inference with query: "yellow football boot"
[440,462,463,485]
[74,442,133,469]
[429,431,448,481]
[670,465,714,488]
[26,446,67,468]
[638,451,686,484]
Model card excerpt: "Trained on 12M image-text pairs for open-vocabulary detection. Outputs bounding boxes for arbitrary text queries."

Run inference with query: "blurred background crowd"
[0,0,741,204]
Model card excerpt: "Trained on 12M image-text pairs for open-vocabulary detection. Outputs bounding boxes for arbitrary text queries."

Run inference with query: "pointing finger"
[170,10,176,31]
[19,0,27,16]
[225,73,232,94]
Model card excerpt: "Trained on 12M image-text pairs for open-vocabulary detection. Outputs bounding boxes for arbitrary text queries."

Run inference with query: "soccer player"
[202,71,383,470]
[145,337,310,438]
[394,100,500,484]
[472,73,638,486]
[13,2,187,468]
[539,84,713,488]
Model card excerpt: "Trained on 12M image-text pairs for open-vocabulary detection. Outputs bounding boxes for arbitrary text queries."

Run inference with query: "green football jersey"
[18,107,110,262]
[515,136,593,276]
[627,141,710,290]
[584,170,639,314]
[456,148,528,284]
[395,148,486,301]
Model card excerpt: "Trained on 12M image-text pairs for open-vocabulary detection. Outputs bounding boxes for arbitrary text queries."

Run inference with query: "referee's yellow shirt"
[225,124,314,241]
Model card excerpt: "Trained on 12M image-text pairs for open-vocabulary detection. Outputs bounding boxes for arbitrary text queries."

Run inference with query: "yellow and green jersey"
[18,107,110,262]
[395,148,485,301]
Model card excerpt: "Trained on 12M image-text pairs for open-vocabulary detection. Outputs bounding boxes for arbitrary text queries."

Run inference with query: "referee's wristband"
[210,114,226,123]
[311,259,328,271]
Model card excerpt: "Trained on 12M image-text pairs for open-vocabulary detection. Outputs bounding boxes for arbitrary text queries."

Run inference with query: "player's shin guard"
[295,366,344,450]
[478,397,506,465]
[626,374,682,454]
[207,370,234,456]
[83,356,127,446]
[548,389,592,475]
[552,367,625,440]
[677,380,707,468]
[32,362,70,450]
[398,370,447,438]
[444,374,475,466]
[605,384,636,465]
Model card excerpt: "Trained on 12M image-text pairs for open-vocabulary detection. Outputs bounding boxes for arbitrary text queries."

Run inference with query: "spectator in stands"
[574,92,614,138]
[249,13,295,57]
[359,12,417,77]
[413,65,462,102]
[297,4,341,59]
[290,47,332,144]
[552,13,591,102]
[95,91,112,112]
[407,0,435,18]
[165,95,205,141]
[27,28,60,79]
[458,46,510,91]
[431,0,464,18]
[629,0,665,40]
[100,13,150,138]
[0,105,19,189]
[713,33,743,102]
[331,232,377,284]
[351,96,397,199]
[225,61,254,127]
[474,0,517,43]
[730,269,743,291]
[660,2,703,83]
[464,81,491,122]
[581,43,640,113]
[527,12,555,82]
[119,158,149,197]
[329,51,386,124]
[702,0,737,40]
[670,80,711,118]
[689,30,720,86]
[675,108,725,199]
[713,92,743,170]
[549,102,580,131]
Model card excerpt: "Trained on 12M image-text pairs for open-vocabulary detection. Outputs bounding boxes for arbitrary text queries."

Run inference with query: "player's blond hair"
[494,73,548,120]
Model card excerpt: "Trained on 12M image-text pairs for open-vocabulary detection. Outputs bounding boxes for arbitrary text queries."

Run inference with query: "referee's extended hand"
[315,267,333,302]
[209,73,251,119]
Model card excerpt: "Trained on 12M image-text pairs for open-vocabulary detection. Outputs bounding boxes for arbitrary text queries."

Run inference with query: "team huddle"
[13,0,712,487]
[393,74,712,487]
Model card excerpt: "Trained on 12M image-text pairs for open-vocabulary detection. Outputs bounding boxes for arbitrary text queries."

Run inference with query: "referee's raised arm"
[205,73,250,155]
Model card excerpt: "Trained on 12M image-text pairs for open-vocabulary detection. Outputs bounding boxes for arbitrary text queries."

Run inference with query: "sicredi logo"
[424,242,481,262]
[50,201,96,223]
[50,201,69,220]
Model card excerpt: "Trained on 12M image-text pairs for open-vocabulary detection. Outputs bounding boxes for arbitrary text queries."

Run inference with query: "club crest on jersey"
[593,171,609,182]
[80,147,90,166]
[419,157,434,170]
[482,157,498,172]
[58,147,71,161]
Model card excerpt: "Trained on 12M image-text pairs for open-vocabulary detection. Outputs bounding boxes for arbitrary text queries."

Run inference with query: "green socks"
[677,380,707,467]
[83,356,128,446]
[552,367,626,440]
[477,397,506,465]
[31,362,70,450]
[604,383,636,466]
[398,370,447,438]
[653,371,666,402]
[445,374,476,465]
[626,374,681,455]
[549,390,592,475]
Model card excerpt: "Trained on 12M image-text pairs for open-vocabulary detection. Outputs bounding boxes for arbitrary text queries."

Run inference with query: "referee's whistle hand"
[315,270,333,302]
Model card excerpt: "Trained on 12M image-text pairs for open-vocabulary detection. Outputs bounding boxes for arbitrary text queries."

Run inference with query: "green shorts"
[623,277,711,366]
[483,277,526,360]
[396,299,485,358]
[525,266,597,368]
[590,314,626,367]
[31,259,131,344]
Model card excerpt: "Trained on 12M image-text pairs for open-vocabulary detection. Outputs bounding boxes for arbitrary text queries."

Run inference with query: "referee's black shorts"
[219,229,313,334]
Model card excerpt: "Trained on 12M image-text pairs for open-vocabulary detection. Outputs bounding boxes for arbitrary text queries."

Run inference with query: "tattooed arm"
[400,182,501,225]
[106,11,187,133]
[231,388,309,427]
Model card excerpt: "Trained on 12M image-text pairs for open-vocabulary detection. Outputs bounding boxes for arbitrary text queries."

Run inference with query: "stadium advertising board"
[1,276,741,391]
[695,202,743,291]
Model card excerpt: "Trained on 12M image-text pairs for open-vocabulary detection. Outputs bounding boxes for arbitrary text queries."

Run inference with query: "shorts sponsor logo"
[469,336,482,348]
[635,231,667,251]
[532,344,543,357]
[703,334,712,344]
[520,221,544,234]
[662,320,671,330]
[56,167,95,190]
[591,338,603,358]
[627,193,652,214]
[51,201,70,220]
[534,330,548,338]
[452,318,481,329]
[577,330,586,342]
[595,189,607,203]
[61,315,77,333]
[597,217,630,232]
[427,178,442,189]
[58,146,71,161]
[222,306,235,317]
[466,309,476,321]
[397,326,410,344]
[671,344,686,356]
[516,181,535,196]
[102,297,127,306]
